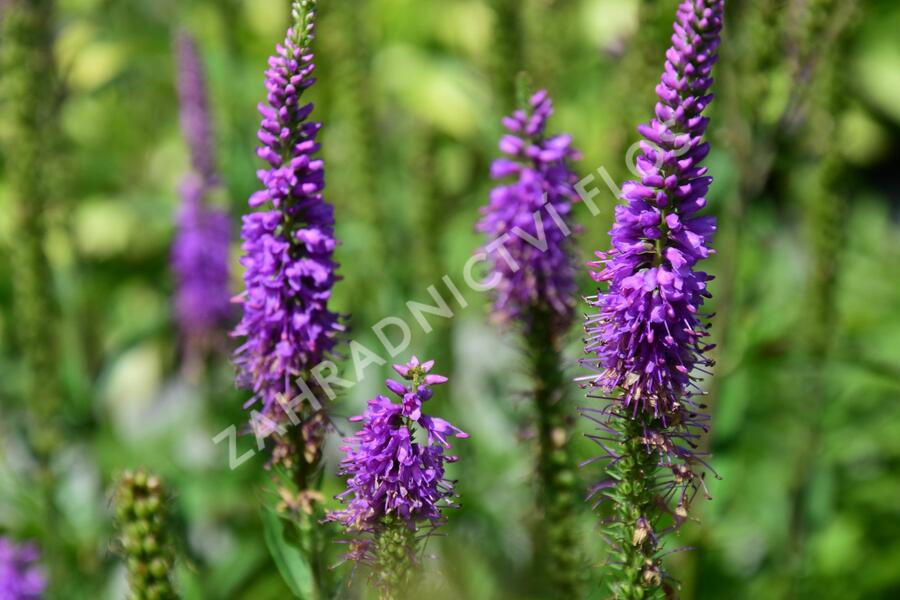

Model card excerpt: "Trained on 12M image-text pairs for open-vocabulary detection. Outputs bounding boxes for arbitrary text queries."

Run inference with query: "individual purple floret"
[583,0,722,417]
[0,537,45,600]
[172,33,232,357]
[232,0,341,418]
[477,90,581,334]
[329,357,467,535]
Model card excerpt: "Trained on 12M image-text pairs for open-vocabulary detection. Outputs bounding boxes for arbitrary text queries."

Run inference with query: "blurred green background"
[1,0,899,598]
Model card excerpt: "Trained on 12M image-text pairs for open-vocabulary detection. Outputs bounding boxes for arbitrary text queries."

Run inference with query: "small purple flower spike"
[329,357,467,534]
[176,33,217,185]
[328,356,467,593]
[477,90,581,335]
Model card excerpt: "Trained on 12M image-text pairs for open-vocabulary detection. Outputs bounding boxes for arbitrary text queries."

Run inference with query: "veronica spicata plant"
[477,89,584,595]
[231,2,343,595]
[172,33,232,363]
[580,1,724,596]
[328,357,468,599]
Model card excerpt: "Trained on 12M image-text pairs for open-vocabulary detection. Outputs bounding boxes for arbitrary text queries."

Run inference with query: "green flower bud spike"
[114,469,179,600]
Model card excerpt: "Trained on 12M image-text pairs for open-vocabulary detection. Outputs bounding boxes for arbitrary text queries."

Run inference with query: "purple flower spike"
[584,0,723,416]
[328,356,467,547]
[477,90,581,334]
[580,1,724,593]
[0,537,46,600]
[232,0,341,418]
[172,33,232,357]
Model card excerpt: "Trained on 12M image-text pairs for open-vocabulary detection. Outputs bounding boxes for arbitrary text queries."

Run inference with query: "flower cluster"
[232,0,341,418]
[329,357,467,536]
[584,0,722,416]
[0,537,45,600]
[172,33,232,355]
[581,0,724,594]
[477,90,581,334]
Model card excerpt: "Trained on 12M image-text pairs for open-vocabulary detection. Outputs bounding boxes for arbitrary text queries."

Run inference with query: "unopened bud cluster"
[114,469,178,600]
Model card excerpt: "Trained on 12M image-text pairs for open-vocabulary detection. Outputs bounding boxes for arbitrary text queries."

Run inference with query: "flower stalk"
[526,309,582,596]
[233,0,341,422]
[232,1,342,593]
[581,1,725,596]
[0,0,63,460]
[490,0,524,110]
[232,0,340,470]
[0,1,68,592]
[171,33,232,364]
[478,89,583,595]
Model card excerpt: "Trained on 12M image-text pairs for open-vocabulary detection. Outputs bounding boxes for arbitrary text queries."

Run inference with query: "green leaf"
[260,507,317,599]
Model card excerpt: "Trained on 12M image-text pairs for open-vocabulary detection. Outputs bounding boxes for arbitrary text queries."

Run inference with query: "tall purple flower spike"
[584,0,722,417]
[580,0,724,594]
[0,537,46,600]
[232,0,341,418]
[477,90,581,334]
[172,33,232,356]
[328,357,467,556]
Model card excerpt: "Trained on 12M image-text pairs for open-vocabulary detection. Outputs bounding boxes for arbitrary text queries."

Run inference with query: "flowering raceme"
[330,357,467,531]
[581,0,724,594]
[233,0,341,418]
[329,357,467,592]
[477,90,580,334]
[172,33,232,355]
[586,0,721,415]
[478,89,584,595]
[0,537,45,600]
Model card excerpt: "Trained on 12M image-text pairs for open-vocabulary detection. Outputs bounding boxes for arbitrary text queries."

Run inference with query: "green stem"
[1,0,63,459]
[786,9,857,593]
[611,415,663,600]
[287,404,329,599]
[526,312,582,597]
[491,0,524,111]
[1,0,67,591]
[320,0,392,318]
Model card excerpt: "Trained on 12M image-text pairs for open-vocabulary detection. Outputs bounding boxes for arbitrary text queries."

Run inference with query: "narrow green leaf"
[260,507,316,599]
